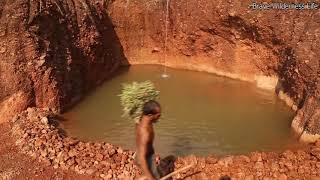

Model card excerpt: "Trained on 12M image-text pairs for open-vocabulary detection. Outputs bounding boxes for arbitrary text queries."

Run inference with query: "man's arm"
[138,132,156,180]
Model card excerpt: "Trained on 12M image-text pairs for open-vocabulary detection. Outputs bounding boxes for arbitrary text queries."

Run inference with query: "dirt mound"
[5,108,320,179]
[0,1,320,178]
[0,122,96,180]
[0,0,127,122]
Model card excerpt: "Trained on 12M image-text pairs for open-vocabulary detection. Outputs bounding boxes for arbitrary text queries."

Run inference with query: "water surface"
[62,65,299,156]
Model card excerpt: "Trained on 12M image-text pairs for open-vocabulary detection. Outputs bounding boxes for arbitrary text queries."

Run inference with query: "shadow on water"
[48,115,69,137]
[170,136,193,156]
[64,66,131,111]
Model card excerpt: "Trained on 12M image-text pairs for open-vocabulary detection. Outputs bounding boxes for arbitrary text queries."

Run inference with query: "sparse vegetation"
[119,81,159,123]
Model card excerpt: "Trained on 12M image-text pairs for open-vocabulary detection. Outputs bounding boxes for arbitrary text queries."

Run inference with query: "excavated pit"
[1,0,319,141]
[0,0,320,179]
[61,64,301,157]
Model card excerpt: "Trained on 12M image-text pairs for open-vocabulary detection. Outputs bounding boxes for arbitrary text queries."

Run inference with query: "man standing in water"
[135,100,161,180]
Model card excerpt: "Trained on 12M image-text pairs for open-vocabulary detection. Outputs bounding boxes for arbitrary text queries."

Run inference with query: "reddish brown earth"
[0,0,127,121]
[11,108,140,179]
[174,147,320,179]
[107,0,320,140]
[0,0,320,179]
[0,122,97,180]
[3,107,320,179]
[1,0,319,140]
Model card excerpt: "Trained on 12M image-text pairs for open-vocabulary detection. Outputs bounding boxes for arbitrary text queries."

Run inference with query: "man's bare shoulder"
[136,125,152,142]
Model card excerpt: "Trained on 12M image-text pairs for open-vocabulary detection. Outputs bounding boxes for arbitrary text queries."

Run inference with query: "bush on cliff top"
[119,81,159,123]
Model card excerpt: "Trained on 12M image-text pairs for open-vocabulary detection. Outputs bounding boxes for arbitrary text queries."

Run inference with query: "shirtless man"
[135,100,161,180]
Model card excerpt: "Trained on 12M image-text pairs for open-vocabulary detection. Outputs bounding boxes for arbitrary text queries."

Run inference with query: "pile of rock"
[11,108,140,179]
[173,146,320,179]
[10,107,320,179]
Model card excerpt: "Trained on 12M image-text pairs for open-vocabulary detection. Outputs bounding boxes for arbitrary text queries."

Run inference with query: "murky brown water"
[62,65,300,157]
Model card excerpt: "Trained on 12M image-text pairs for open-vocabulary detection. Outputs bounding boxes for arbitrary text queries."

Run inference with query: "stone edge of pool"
[10,107,320,179]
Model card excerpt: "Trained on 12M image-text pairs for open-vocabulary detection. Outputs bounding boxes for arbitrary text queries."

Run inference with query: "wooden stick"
[160,164,194,180]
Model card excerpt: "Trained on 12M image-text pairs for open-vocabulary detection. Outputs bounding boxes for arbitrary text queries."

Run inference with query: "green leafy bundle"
[119,81,159,123]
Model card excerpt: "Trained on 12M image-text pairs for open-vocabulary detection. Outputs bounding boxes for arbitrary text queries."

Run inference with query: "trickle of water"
[162,0,170,78]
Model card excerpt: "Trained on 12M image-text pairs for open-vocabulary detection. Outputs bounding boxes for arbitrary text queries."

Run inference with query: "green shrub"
[119,81,160,123]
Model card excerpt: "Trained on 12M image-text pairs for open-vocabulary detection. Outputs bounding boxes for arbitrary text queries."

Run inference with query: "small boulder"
[279,174,287,180]
[218,156,233,167]
[34,139,44,147]
[0,47,6,53]
[86,168,97,175]
[109,149,116,156]
[310,148,320,160]
[254,162,264,170]
[96,153,104,161]
[117,148,124,154]
[40,149,48,157]
[315,139,320,147]
[205,156,218,164]
[151,47,161,53]
[67,158,75,166]
[41,117,49,125]
[42,159,52,166]
[250,153,262,162]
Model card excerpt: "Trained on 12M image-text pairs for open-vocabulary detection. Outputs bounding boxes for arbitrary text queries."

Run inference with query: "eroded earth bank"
[0,0,320,179]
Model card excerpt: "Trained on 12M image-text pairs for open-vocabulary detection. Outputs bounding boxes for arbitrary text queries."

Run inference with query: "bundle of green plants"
[119,81,159,123]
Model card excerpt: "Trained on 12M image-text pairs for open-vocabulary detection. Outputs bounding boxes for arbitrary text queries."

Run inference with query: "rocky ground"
[0,122,96,180]
[174,147,320,179]
[10,108,140,179]
[3,107,320,180]
[0,0,320,179]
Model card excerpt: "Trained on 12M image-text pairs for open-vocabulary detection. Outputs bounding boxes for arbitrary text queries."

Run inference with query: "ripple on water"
[62,65,300,157]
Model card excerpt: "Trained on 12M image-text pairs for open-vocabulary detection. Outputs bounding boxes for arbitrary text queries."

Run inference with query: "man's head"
[142,100,161,123]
